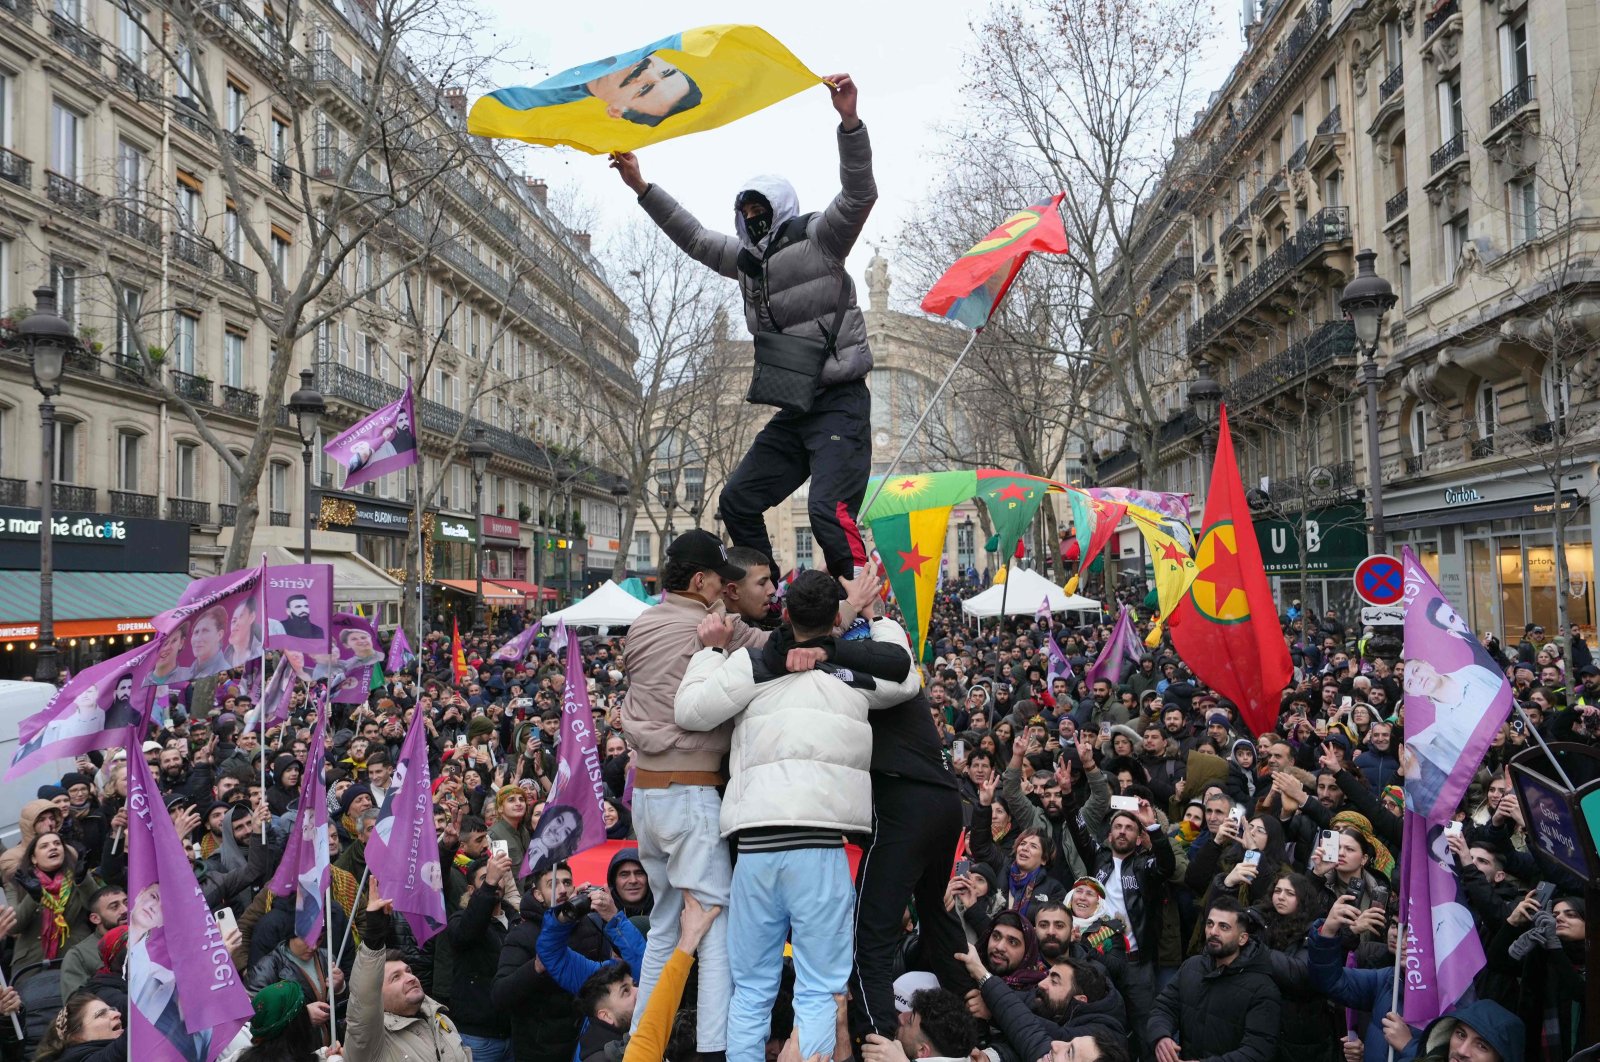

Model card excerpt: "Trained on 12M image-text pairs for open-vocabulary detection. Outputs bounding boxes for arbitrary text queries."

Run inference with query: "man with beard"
[61,885,128,998]
[1315,769,1347,812]
[1081,802,1172,1059]
[103,673,139,728]
[960,912,1045,1025]
[958,943,1127,1062]
[607,848,654,921]
[1135,723,1183,808]
[1148,898,1279,1062]
[1032,902,1073,963]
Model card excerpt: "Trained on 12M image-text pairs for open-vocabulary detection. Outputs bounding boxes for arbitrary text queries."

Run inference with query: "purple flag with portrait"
[1085,487,1192,524]
[1399,810,1484,1025]
[264,563,334,655]
[490,622,540,665]
[153,566,266,686]
[365,705,447,943]
[244,654,296,733]
[6,640,159,779]
[1035,595,1051,627]
[386,626,413,673]
[323,382,418,490]
[1046,633,1073,693]
[521,621,607,881]
[1085,606,1142,688]
[1399,547,1514,822]
[322,612,384,705]
[126,751,252,1062]
[269,706,331,944]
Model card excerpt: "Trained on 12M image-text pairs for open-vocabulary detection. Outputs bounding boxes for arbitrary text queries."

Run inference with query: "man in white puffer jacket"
[675,569,921,1062]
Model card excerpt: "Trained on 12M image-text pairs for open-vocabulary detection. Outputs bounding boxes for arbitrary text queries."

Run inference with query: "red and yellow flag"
[921,194,1070,329]
[451,617,469,685]
[1169,406,1292,735]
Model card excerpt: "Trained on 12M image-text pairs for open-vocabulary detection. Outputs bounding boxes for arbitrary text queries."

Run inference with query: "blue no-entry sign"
[1353,554,1404,606]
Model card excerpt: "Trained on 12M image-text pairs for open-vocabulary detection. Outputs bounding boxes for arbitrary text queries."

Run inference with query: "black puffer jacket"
[1147,937,1281,1062]
[980,966,1127,1062]
[446,883,518,1039]
[492,891,598,1062]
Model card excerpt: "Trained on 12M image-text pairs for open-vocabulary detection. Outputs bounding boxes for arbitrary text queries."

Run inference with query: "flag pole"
[1387,807,1411,1062]
[332,866,370,968]
[1514,703,1578,789]
[860,328,981,519]
[325,886,338,1047]
[259,553,269,841]
[0,964,23,1039]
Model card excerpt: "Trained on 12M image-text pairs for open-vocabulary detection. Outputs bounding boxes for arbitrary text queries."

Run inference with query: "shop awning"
[436,579,523,605]
[0,570,192,640]
[485,578,558,601]
[269,547,404,603]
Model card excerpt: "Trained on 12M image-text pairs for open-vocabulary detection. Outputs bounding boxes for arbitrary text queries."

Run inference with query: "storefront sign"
[1443,485,1484,505]
[1254,505,1368,575]
[0,507,188,573]
[435,517,477,544]
[316,493,417,536]
[482,515,521,542]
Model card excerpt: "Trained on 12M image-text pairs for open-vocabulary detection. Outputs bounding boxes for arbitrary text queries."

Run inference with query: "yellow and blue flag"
[469,25,821,154]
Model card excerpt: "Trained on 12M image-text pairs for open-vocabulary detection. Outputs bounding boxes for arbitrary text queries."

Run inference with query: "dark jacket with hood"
[446,879,519,1039]
[606,848,654,920]
[979,964,1127,1062]
[1400,999,1524,1062]
[638,122,877,389]
[492,890,598,1062]
[1148,936,1281,1062]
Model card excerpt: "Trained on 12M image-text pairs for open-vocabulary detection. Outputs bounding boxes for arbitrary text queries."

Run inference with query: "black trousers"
[849,776,971,1039]
[717,379,870,577]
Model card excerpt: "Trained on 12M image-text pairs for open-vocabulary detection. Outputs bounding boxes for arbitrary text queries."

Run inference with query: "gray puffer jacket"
[638,122,877,389]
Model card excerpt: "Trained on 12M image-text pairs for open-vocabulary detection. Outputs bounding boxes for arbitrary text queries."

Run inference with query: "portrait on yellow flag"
[468,25,822,154]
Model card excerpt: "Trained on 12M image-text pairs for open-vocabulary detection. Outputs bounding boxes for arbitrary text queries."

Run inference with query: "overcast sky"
[473,2,1244,311]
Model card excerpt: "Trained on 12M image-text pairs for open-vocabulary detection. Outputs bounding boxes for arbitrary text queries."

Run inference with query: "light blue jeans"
[631,785,733,1052]
[458,1033,511,1062]
[726,847,854,1062]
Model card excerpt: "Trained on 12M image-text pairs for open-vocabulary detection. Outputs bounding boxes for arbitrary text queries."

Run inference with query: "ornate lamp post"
[21,287,74,683]
[1340,248,1398,554]
[468,427,493,631]
[1186,359,1223,506]
[287,369,326,563]
[610,480,629,577]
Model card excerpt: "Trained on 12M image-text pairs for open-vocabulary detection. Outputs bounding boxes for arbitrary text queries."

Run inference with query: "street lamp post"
[287,369,326,563]
[1186,359,1223,504]
[21,287,73,684]
[1340,248,1398,554]
[468,428,493,632]
[610,480,629,578]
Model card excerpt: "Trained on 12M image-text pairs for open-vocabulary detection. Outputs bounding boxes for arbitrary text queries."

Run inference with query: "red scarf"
[37,868,72,960]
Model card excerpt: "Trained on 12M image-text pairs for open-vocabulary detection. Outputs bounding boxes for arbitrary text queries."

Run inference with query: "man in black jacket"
[492,863,610,1062]
[448,853,518,1062]
[1147,898,1280,1062]
[960,944,1129,1062]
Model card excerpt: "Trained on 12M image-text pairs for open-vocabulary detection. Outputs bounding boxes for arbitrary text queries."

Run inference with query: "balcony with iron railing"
[1187,207,1351,349]
[116,54,158,99]
[53,484,97,510]
[173,97,212,139]
[223,257,258,295]
[270,510,291,527]
[113,351,150,386]
[0,477,26,505]
[1385,188,1409,223]
[1423,0,1459,40]
[1148,255,1195,303]
[0,0,32,18]
[1223,319,1356,408]
[46,171,101,218]
[1430,132,1466,174]
[1378,65,1403,103]
[109,490,159,518]
[168,498,211,524]
[169,369,212,405]
[1265,460,1356,505]
[49,12,102,67]
[1488,76,1536,131]
[1317,105,1342,135]
[1470,436,1495,459]
[301,49,372,109]
[230,134,258,168]
[0,147,30,188]
[113,205,161,246]
[1286,140,1308,171]
[219,504,237,526]
[171,232,217,273]
[271,161,293,194]
[221,383,260,417]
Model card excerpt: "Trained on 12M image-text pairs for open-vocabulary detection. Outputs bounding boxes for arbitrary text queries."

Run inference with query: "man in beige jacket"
[345,893,469,1062]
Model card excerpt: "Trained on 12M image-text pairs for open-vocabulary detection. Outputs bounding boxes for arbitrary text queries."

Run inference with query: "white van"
[0,680,63,846]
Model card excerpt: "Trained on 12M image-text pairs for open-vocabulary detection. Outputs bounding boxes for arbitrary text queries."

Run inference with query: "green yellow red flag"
[870,505,954,660]
[976,470,1054,562]
[1126,507,1198,646]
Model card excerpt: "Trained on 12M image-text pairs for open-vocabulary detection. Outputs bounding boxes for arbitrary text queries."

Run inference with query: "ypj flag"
[1169,405,1291,736]
[126,751,253,1062]
[491,622,541,665]
[1086,607,1142,688]
[469,26,821,155]
[7,639,159,779]
[977,471,1054,564]
[365,705,448,943]
[922,193,1070,329]
[1398,811,1484,1027]
[268,705,331,945]
[451,617,469,684]
[323,381,417,490]
[523,621,609,881]
[386,625,413,673]
[1125,507,1198,646]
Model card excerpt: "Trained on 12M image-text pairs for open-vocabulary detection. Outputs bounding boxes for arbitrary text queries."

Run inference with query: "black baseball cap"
[667,530,745,580]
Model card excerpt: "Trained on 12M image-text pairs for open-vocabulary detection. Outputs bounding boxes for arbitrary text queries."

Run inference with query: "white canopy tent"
[540,579,651,628]
[960,566,1101,619]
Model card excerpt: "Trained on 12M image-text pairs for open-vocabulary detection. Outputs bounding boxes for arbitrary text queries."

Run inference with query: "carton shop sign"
[1444,486,1484,506]
[4,514,127,542]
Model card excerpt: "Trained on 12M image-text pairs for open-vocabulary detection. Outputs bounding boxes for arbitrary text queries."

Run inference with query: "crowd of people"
[1,535,1594,1062]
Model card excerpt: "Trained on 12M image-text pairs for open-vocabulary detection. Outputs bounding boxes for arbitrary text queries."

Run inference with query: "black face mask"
[744,208,772,244]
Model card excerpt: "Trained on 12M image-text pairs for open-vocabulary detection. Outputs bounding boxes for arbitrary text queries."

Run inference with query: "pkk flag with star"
[976,470,1054,561]
[869,504,954,661]
[1169,405,1291,735]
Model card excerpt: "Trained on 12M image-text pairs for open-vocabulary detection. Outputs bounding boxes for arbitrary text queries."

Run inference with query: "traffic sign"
[1361,605,1404,626]
[1354,554,1404,606]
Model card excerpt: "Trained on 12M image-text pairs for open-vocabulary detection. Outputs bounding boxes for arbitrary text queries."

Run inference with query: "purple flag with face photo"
[386,626,413,673]
[490,622,540,664]
[365,705,447,942]
[1399,547,1514,822]
[152,567,265,687]
[268,706,331,944]
[319,612,384,705]
[244,654,297,733]
[1086,606,1142,688]
[127,751,253,1062]
[264,563,334,654]
[323,382,418,490]
[6,640,159,779]
[1046,633,1073,694]
[521,621,607,881]
[1399,809,1484,1025]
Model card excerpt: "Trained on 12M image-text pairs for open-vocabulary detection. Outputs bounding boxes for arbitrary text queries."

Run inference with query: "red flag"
[1169,406,1291,735]
[921,194,1070,329]
[451,617,468,685]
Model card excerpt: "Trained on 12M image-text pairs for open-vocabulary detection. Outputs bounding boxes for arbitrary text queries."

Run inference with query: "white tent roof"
[961,566,1101,618]
[541,579,651,627]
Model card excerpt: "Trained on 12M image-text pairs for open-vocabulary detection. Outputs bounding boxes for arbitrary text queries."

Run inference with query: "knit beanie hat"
[468,715,495,740]
[250,981,307,1042]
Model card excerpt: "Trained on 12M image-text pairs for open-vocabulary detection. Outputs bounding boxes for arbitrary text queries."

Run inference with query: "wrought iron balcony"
[169,369,212,405]
[301,49,371,107]
[0,0,32,18]
[173,97,212,139]
[1423,0,1458,39]
[0,146,31,188]
[113,351,149,385]
[49,13,102,67]
[221,383,260,416]
[116,55,158,99]
[231,134,257,168]
[1148,256,1194,302]
[1187,208,1351,349]
[1430,133,1466,173]
[219,503,237,526]
[270,510,291,527]
[271,161,293,194]
[1224,320,1356,408]
[1470,436,1495,459]
[0,477,26,506]
[1489,77,1535,129]
[1287,141,1308,170]
[1378,65,1403,102]
[109,490,159,518]
[1316,105,1342,136]
[53,484,97,511]
[46,171,101,218]
[223,257,258,294]
[168,498,211,524]
[114,206,161,246]
[1266,460,1356,504]
[171,232,217,273]
[1385,188,1409,222]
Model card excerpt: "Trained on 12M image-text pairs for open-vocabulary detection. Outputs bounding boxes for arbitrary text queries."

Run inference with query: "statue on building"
[866,248,890,312]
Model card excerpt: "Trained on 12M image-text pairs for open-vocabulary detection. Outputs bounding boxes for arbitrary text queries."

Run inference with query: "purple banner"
[490,622,540,665]
[386,626,413,673]
[318,612,383,705]
[1086,487,1193,524]
[264,563,334,655]
[1046,634,1073,694]
[1085,606,1141,688]
[269,706,331,944]
[365,705,447,943]
[323,382,418,490]
[244,654,296,733]
[1400,548,1514,822]
[6,640,159,779]
[127,752,252,1062]
[1399,810,1484,1025]
[522,621,607,880]
[152,567,265,685]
